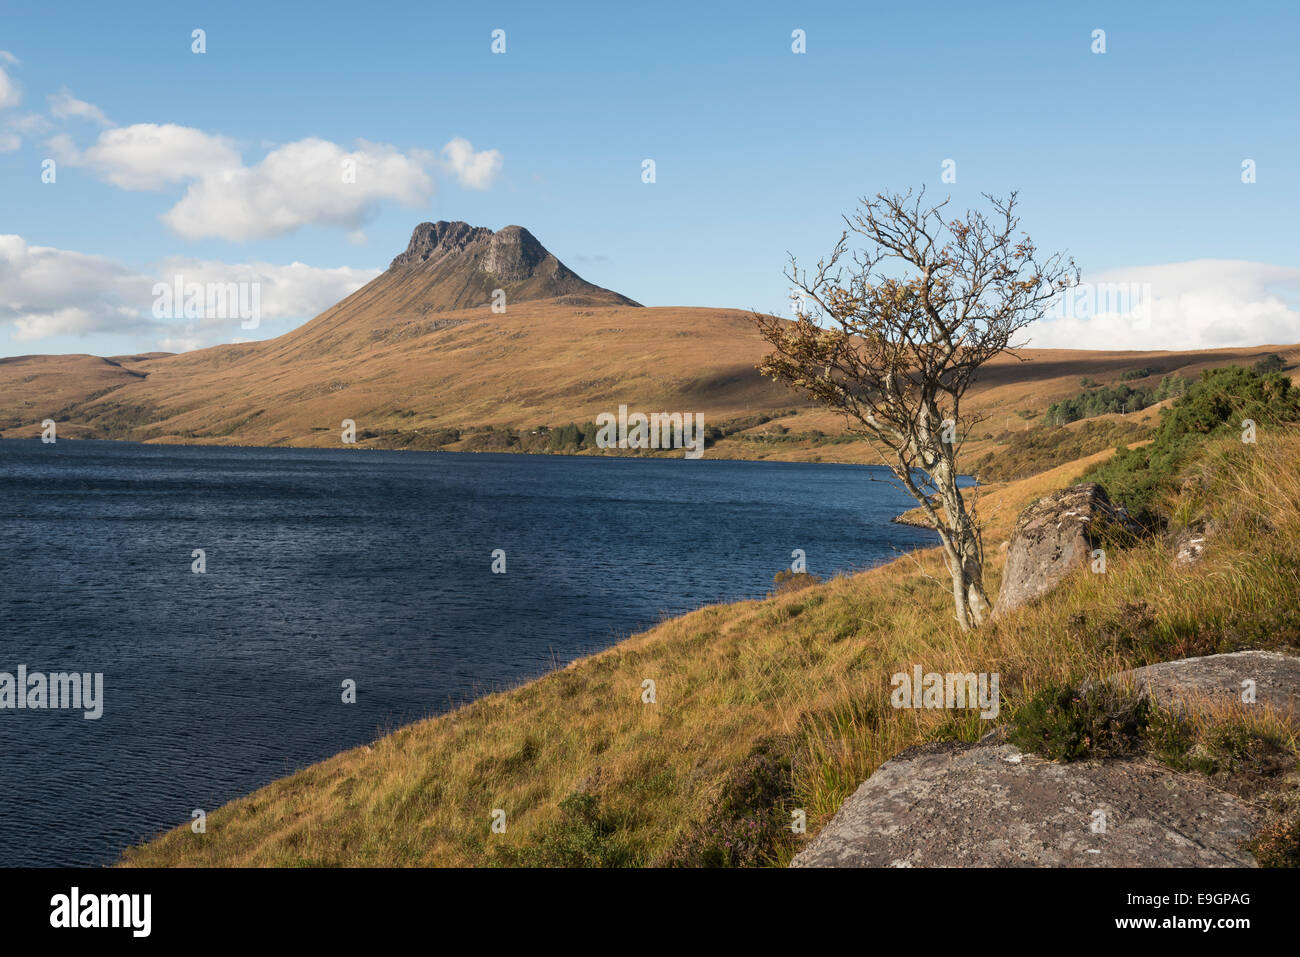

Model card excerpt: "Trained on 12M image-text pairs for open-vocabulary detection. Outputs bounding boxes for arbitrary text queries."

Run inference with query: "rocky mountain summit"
[384,221,640,311]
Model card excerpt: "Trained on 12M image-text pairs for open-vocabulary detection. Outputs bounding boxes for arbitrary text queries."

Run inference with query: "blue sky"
[1,0,1298,356]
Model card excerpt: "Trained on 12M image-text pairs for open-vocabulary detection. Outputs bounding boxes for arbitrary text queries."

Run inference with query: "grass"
[120,428,1300,867]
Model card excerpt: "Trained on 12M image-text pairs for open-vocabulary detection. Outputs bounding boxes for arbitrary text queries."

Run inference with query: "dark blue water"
[0,439,943,866]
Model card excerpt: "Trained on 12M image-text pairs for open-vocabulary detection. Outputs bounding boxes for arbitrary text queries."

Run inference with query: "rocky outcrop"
[790,740,1261,867]
[791,650,1300,868]
[993,483,1138,619]
[1117,650,1300,718]
[390,221,495,267]
[385,221,640,311]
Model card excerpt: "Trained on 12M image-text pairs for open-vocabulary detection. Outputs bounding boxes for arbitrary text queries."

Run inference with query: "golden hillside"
[1,221,1296,466]
[3,293,1294,461]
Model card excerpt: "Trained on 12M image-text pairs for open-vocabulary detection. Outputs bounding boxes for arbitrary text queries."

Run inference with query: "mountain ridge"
[378,220,640,312]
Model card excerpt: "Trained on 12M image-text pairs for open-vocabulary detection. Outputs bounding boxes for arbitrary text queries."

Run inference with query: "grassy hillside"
[2,291,1295,469]
[121,422,1300,867]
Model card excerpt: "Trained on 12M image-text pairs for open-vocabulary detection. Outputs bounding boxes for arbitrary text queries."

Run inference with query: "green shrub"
[1008,682,1150,761]
[972,418,1147,482]
[1044,382,1159,427]
[545,422,585,452]
[1254,353,1287,374]
[495,791,641,867]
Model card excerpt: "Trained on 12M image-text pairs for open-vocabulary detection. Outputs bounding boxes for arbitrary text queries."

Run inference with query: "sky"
[1,0,1298,357]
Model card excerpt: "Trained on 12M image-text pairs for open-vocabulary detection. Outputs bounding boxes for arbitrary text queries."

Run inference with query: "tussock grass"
[121,431,1300,867]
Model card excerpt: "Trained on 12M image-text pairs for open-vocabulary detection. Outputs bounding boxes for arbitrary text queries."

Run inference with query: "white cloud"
[0,234,379,351]
[51,122,241,189]
[47,88,111,126]
[43,124,499,239]
[1029,260,1300,351]
[163,137,434,240]
[158,335,206,353]
[439,136,502,190]
[0,61,21,109]
[0,235,155,341]
[1,112,55,152]
[0,52,18,66]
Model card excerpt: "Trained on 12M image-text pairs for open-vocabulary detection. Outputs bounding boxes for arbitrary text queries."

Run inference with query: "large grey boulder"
[791,741,1260,868]
[1118,650,1300,718]
[993,483,1137,620]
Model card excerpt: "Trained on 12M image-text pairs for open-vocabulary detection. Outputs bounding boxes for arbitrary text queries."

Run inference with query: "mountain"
[0,221,795,449]
[375,221,639,313]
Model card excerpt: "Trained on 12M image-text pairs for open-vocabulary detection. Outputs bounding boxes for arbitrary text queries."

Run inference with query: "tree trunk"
[930,456,990,630]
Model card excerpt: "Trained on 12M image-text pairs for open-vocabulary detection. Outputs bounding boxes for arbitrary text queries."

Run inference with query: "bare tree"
[752,189,1077,630]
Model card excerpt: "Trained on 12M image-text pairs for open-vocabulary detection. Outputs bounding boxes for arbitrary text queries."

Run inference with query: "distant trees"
[750,189,1076,630]
[1043,374,1187,426]
[1254,353,1287,374]
[1154,373,1189,402]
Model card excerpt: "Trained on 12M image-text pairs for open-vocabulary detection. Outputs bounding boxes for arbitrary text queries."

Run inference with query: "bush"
[1007,682,1150,762]
[972,418,1147,482]
[545,422,585,452]
[1043,383,1160,426]
[769,569,821,597]
[494,791,641,867]
[1254,353,1287,374]
[1249,810,1300,867]
[461,426,520,451]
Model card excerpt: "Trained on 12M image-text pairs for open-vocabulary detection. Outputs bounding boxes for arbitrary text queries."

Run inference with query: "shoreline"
[2,431,983,481]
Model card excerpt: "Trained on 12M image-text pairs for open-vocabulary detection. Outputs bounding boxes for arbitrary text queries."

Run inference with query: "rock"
[1116,650,1300,718]
[1168,519,1219,565]
[386,221,641,310]
[993,483,1138,619]
[391,221,495,267]
[791,741,1260,867]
